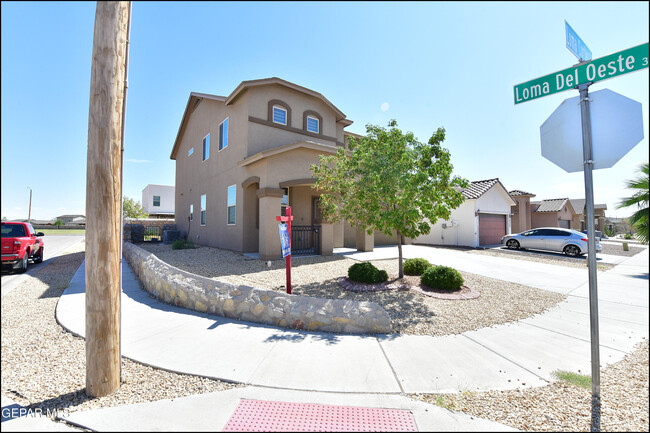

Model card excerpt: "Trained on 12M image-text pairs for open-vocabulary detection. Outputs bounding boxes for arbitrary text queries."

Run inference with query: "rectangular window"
[280,188,289,217]
[307,116,319,133]
[153,195,160,207]
[200,194,206,226]
[272,106,287,125]
[202,134,210,161]
[188,147,194,156]
[190,204,193,221]
[219,117,229,151]
[227,185,236,225]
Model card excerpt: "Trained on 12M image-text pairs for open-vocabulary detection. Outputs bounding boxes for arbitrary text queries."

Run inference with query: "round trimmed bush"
[403,258,432,276]
[421,265,464,291]
[348,262,388,284]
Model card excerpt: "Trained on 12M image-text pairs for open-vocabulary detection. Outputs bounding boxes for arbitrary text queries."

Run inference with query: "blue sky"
[1,1,648,221]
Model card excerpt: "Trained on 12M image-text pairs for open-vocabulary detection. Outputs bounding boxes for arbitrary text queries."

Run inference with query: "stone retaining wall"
[122,242,391,334]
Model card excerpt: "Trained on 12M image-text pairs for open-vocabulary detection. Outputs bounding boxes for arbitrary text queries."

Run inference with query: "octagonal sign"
[540,88,644,173]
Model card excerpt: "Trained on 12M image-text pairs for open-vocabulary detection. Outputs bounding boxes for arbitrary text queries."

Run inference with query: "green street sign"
[514,42,649,104]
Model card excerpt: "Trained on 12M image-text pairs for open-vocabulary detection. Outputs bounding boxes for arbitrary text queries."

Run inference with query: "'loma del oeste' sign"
[514,42,648,104]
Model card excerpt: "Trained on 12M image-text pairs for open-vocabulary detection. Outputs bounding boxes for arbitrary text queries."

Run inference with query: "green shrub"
[403,258,432,275]
[172,239,198,250]
[624,233,632,240]
[348,262,388,284]
[421,265,464,291]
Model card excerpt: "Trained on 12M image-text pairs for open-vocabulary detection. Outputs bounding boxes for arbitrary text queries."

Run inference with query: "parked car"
[582,230,604,241]
[1,221,45,273]
[501,227,602,257]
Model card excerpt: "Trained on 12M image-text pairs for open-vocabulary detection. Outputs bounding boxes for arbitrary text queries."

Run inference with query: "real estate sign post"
[515,26,648,432]
[276,206,293,294]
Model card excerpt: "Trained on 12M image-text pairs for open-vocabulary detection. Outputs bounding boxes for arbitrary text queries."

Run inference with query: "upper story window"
[153,195,160,207]
[190,204,193,221]
[306,116,319,133]
[219,117,229,151]
[188,147,194,156]
[272,106,287,125]
[202,134,210,161]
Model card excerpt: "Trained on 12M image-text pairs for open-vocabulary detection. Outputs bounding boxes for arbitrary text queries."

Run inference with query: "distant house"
[530,198,576,230]
[55,214,86,225]
[568,199,607,232]
[415,178,516,247]
[509,190,536,234]
[142,185,175,219]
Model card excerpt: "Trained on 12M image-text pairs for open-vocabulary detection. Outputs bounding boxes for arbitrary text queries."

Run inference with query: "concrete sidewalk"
[52,245,648,431]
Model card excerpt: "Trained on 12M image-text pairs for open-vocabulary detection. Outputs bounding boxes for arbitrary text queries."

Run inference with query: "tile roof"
[460,178,516,201]
[534,198,569,212]
[509,189,536,197]
[569,199,586,213]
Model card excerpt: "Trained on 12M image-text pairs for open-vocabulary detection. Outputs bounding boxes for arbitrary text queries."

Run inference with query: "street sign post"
[516,32,648,432]
[514,42,649,104]
[565,21,592,61]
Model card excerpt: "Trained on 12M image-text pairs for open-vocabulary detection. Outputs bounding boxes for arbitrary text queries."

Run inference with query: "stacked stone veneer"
[123,242,392,334]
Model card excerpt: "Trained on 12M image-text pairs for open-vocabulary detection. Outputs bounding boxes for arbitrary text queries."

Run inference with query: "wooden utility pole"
[85,1,130,397]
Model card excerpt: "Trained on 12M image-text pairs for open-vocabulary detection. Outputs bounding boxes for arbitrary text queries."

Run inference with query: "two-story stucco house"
[171,77,367,259]
[142,184,175,218]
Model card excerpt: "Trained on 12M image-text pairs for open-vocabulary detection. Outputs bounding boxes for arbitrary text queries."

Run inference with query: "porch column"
[320,223,333,255]
[257,187,284,260]
[356,226,374,252]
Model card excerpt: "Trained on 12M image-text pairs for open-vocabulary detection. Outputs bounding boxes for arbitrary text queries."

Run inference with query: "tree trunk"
[85,1,130,398]
[397,230,403,278]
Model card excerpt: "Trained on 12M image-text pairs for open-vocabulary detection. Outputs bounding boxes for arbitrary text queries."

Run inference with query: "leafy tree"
[617,162,649,244]
[54,219,63,229]
[1,216,7,221]
[123,196,149,219]
[311,120,468,278]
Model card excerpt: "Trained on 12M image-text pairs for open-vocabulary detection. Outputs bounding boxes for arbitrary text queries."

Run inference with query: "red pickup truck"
[1,221,44,273]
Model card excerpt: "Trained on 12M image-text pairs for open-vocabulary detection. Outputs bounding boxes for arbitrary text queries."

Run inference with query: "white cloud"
[380,102,389,112]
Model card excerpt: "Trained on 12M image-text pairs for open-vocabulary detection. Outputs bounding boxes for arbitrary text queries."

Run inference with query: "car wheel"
[506,239,520,250]
[34,248,43,264]
[17,253,29,273]
[564,245,581,257]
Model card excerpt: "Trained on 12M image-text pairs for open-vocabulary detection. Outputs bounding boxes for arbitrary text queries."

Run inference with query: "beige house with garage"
[171,77,388,259]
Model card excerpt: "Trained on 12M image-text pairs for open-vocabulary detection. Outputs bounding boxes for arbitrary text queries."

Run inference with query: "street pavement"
[5,244,648,431]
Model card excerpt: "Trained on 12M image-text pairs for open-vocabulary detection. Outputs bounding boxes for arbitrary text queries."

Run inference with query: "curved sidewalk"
[56,246,648,396]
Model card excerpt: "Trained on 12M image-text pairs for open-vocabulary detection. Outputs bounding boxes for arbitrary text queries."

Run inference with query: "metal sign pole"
[577,82,601,432]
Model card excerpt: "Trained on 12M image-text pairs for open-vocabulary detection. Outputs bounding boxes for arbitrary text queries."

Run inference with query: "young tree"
[54,219,64,229]
[617,162,649,244]
[122,196,149,219]
[311,120,468,278]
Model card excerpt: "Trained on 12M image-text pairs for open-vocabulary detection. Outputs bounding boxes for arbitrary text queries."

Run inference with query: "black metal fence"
[143,226,162,242]
[291,225,320,255]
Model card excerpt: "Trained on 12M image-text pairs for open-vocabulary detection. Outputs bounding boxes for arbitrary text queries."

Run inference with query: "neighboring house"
[55,214,86,225]
[414,178,516,248]
[509,190,536,234]
[142,184,175,218]
[568,198,607,232]
[171,77,369,259]
[605,216,631,235]
[530,198,576,229]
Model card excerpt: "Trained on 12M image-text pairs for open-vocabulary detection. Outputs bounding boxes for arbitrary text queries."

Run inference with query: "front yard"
[138,243,566,336]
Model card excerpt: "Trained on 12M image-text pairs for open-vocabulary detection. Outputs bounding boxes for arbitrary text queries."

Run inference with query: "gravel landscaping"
[1,241,240,420]
[138,243,567,336]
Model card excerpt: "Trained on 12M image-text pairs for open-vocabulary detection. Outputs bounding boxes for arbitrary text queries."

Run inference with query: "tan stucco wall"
[531,204,573,228]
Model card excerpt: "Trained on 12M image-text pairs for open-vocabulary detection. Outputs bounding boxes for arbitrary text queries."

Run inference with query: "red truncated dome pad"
[223,399,418,432]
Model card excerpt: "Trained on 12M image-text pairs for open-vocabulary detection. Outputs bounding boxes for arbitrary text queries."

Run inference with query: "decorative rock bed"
[122,242,392,334]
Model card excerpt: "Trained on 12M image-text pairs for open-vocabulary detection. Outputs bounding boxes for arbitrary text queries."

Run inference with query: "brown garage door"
[559,219,571,229]
[479,213,506,246]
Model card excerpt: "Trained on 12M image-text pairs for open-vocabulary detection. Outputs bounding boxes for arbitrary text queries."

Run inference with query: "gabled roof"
[534,198,576,214]
[569,198,586,213]
[171,78,351,160]
[510,189,536,197]
[460,178,516,205]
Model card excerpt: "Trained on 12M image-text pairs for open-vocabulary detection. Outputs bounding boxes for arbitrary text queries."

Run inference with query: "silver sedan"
[501,227,602,257]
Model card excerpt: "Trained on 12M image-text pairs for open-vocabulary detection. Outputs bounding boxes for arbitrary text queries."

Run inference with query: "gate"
[143,225,162,242]
[291,225,320,255]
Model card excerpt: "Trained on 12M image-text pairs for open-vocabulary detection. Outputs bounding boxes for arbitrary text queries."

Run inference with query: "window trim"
[303,110,323,134]
[200,194,206,226]
[227,185,236,225]
[219,117,229,151]
[202,133,210,161]
[306,115,319,133]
